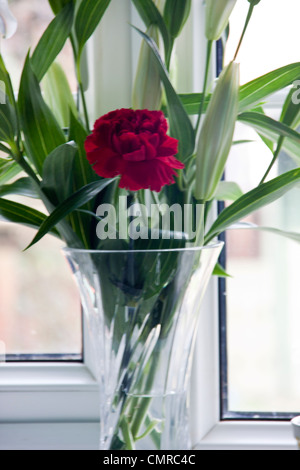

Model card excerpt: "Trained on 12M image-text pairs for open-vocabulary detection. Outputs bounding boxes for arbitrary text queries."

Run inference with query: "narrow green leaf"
[75,0,111,56]
[0,55,16,105]
[0,99,17,145]
[42,62,77,128]
[238,112,300,144]
[174,93,211,116]
[18,55,66,175]
[0,198,59,237]
[205,168,300,243]
[26,178,116,249]
[280,86,300,128]
[48,0,74,15]
[227,221,300,244]
[0,159,22,185]
[68,112,100,247]
[132,0,171,60]
[237,113,300,165]
[0,177,38,198]
[213,181,243,202]
[163,0,191,38]
[213,262,232,278]
[31,3,75,82]
[41,142,76,204]
[238,63,300,112]
[133,26,195,162]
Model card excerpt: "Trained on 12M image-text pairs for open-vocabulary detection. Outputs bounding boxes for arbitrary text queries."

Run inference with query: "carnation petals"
[84,108,183,192]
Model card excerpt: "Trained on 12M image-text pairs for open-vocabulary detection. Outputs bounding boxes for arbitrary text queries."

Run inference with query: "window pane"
[225,132,300,414]
[0,219,82,360]
[225,0,300,84]
[222,0,300,416]
[0,1,81,360]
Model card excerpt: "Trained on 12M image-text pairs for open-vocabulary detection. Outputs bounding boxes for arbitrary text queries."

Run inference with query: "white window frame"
[0,0,297,450]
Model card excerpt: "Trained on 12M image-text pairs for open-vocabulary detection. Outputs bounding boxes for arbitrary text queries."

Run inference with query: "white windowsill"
[0,420,297,451]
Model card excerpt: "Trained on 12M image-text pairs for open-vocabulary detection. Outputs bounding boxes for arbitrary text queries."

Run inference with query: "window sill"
[0,420,297,450]
[0,362,99,422]
[196,420,297,451]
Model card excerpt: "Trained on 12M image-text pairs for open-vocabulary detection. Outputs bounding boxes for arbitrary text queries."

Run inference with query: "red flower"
[84,108,184,192]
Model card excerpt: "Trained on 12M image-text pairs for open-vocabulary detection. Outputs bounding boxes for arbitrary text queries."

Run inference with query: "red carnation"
[84,108,184,192]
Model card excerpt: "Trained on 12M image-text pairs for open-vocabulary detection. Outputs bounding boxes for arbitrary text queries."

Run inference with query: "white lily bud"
[194,61,240,202]
[205,0,237,41]
[0,0,17,39]
[132,24,162,111]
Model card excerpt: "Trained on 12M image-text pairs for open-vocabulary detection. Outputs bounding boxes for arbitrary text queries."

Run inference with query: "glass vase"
[64,242,223,450]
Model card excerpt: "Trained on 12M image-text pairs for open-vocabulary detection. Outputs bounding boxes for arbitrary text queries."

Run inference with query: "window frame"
[0,0,297,450]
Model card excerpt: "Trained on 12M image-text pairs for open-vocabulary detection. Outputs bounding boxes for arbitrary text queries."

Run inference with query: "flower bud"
[0,0,17,39]
[164,0,191,38]
[132,24,162,111]
[194,61,240,202]
[205,0,237,41]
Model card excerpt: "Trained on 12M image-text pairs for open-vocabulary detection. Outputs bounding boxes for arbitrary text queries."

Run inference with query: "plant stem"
[195,40,213,136]
[233,3,255,61]
[70,34,90,132]
[259,140,282,185]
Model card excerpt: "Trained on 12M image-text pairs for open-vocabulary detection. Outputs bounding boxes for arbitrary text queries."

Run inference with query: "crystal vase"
[64,242,223,450]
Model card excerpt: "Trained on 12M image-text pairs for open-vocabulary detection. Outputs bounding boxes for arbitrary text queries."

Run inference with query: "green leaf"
[48,0,74,15]
[238,112,300,144]
[0,198,59,237]
[227,221,300,244]
[75,0,111,56]
[0,158,22,185]
[68,111,97,189]
[280,86,300,128]
[205,168,300,243]
[0,99,18,145]
[18,55,66,176]
[0,55,16,105]
[213,262,232,278]
[41,142,76,205]
[0,177,38,198]
[163,0,191,38]
[132,0,171,61]
[213,181,243,202]
[31,3,75,82]
[238,63,300,112]
[68,112,101,247]
[133,26,195,163]
[42,62,77,128]
[169,93,211,116]
[25,177,116,249]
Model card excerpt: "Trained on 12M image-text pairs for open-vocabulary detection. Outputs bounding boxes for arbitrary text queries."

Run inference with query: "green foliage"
[31,3,75,82]
[0,0,300,254]
[18,56,66,176]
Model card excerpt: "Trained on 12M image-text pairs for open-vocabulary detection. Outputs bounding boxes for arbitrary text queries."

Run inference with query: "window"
[0,0,82,361]
[221,0,300,419]
[1,0,299,450]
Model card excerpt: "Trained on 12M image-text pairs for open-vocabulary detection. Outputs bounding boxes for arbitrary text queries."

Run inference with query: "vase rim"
[62,240,224,255]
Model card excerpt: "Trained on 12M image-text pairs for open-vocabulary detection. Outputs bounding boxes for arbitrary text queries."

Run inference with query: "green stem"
[194,203,205,247]
[70,34,90,132]
[120,418,135,450]
[195,40,213,136]
[233,3,255,61]
[76,59,90,132]
[259,139,282,185]
[165,37,174,72]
